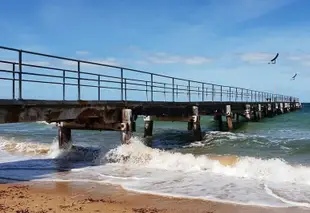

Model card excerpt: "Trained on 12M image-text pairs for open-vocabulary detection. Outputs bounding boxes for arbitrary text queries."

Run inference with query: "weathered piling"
[191,106,202,141]
[244,104,251,120]
[144,116,153,138]
[121,109,133,144]
[226,105,233,131]
[214,109,223,131]
[257,104,262,120]
[58,123,72,149]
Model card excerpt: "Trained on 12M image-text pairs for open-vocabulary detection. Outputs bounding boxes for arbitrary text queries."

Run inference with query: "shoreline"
[0,181,308,213]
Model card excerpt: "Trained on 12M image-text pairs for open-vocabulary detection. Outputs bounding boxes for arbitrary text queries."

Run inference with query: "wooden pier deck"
[0,46,301,148]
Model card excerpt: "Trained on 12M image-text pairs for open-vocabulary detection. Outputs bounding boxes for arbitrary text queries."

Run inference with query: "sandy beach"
[0,181,308,213]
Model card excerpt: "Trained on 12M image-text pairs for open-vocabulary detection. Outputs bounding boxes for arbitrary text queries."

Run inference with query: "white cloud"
[287,54,310,67]
[76,50,89,55]
[146,52,213,65]
[62,58,120,67]
[24,61,50,66]
[238,52,276,63]
[135,60,149,65]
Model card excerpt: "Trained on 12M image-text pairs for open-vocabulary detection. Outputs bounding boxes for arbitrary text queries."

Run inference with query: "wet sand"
[0,181,308,213]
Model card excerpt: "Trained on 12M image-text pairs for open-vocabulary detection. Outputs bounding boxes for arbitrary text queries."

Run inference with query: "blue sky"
[0,0,309,101]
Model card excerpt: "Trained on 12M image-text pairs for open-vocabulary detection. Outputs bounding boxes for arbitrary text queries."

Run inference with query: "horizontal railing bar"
[0,46,299,101]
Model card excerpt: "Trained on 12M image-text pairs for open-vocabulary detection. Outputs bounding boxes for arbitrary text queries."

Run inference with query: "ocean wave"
[0,137,58,157]
[36,121,56,126]
[105,137,310,184]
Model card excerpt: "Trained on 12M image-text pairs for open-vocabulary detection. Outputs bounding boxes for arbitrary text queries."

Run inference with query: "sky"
[0,0,310,101]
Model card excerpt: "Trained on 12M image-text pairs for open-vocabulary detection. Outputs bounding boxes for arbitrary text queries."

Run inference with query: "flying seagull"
[291,73,297,80]
[268,53,279,64]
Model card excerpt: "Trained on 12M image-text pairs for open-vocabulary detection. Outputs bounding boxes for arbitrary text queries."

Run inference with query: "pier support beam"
[214,109,223,131]
[121,109,133,144]
[58,123,72,149]
[226,105,233,131]
[245,104,251,120]
[257,104,262,120]
[144,116,153,138]
[191,106,202,141]
[267,103,273,117]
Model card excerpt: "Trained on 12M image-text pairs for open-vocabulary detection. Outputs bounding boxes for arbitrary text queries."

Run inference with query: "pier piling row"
[0,100,302,148]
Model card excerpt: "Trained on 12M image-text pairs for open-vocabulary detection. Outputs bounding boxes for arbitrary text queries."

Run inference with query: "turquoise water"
[0,104,310,207]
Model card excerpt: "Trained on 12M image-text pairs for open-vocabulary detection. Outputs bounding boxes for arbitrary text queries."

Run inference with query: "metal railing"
[0,46,299,103]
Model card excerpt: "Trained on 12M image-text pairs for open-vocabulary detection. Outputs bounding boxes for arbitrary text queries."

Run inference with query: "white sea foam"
[1,136,310,207]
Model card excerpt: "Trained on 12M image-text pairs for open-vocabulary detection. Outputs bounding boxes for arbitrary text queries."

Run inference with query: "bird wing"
[271,53,279,61]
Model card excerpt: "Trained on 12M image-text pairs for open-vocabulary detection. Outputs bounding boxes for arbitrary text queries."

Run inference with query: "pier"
[0,46,301,148]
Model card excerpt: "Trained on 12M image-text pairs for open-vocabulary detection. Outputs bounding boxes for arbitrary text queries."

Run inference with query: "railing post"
[251,90,253,102]
[172,78,175,102]
[241,88,244,102]
[220,85,223,101]
[121,68,124,101]
[18,50,22,100]
[229,87,232,102]
[125,78,127,101]
[151,74,153,101]
[235,88,238,102]
[212,84,215,102]
[77,61,81,100]
[188,80,191,102]
[12,63,15,99]
[63,70,66,101]
[164,83,166,102]
[202,83,204,101]
[98,75,100,101]
[146,81,148,101]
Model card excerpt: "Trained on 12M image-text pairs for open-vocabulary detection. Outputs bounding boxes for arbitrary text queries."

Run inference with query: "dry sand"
[0,181,308,213]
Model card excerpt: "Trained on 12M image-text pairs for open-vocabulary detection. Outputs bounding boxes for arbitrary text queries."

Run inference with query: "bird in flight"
[268,53,279,64]
[291,73,297,80]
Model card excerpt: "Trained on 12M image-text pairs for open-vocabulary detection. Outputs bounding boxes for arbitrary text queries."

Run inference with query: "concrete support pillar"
[257,104,262,120]
[143,116,153,138]
[58,124,72,149]
[236,113,240,123]
[226,105,233,131]
[214,109,223,131]
[267,103,273,117]
[245,104,251,120]
[121,109,133,144]
[191,106,202,141]
[279,103,284,114]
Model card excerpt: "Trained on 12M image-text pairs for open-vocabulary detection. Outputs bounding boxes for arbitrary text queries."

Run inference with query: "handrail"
[0,46,299,103]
